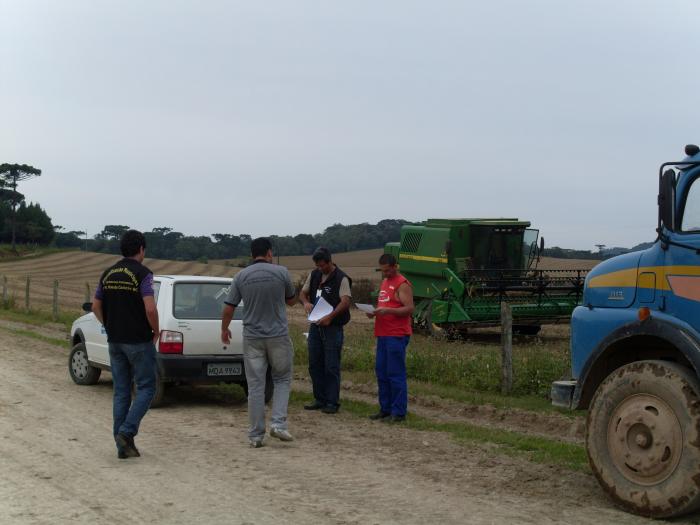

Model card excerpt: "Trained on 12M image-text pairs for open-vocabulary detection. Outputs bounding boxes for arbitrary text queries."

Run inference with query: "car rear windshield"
[173,282,243,320]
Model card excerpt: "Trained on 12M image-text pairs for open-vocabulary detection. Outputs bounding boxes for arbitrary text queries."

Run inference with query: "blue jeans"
[307,324,343,408]
[375,336,410,416]
[109,341,156,441]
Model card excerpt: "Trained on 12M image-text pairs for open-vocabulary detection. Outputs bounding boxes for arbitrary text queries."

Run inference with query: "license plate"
[207,363,242,377]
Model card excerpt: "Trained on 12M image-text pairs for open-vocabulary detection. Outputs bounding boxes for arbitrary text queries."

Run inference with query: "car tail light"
[159,330,184,354]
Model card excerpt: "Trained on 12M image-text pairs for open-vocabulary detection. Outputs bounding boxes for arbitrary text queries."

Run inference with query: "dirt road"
[0,330,664,524]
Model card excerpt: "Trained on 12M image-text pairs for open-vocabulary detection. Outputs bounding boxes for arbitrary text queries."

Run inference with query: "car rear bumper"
[157,354,246,383]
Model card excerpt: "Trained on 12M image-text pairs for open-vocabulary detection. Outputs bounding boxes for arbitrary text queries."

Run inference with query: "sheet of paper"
[355,303,375,314]
[308,296,334,323]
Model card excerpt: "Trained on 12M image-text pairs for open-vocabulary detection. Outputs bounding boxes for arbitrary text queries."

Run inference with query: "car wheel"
[513,325,541,336]
[149,376,166,408]
[68,342,101,385]
[132,370,166,408]
[586,360,700,518]
[264,366,273,404]
[240,366,274,404]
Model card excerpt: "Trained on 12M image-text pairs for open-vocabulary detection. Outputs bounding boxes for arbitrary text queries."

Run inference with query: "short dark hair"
[379,253,397,266]
[251,237,272,258]
[312,247,332,263]
[120,230,146,257]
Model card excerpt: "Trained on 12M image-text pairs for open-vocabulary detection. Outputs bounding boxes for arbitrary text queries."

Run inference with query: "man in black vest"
[299,247,352,414]
[92,230,159,459]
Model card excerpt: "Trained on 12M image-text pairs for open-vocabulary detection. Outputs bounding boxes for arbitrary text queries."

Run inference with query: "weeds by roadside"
[289,391,589,471]
[290,324,570,398]
[0,302,79,332]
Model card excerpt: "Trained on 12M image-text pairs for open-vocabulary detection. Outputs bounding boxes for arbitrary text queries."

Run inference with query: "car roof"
[154,275,233,282]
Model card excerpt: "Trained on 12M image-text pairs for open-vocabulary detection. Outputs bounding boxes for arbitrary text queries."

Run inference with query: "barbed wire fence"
[0,275,88,321]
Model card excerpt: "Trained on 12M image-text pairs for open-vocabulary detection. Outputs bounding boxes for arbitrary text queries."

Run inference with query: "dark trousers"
[375,336,410,416]
[307,324,343,408]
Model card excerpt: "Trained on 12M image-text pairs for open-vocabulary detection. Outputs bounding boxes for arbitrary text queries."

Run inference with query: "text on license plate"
[207,363,242,377]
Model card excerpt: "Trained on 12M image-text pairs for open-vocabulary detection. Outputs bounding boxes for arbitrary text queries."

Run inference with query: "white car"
[69,275,271,406]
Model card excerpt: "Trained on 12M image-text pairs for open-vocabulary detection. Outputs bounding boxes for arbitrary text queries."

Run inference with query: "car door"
[81,312,109,366]
[664,174,700,330]
[171,280,244,356]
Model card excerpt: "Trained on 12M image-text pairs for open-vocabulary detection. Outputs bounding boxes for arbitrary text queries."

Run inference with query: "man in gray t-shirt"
[226,259,296,340]
[221,238,297,448]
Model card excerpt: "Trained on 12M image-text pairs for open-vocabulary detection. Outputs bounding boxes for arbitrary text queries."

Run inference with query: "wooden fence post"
[53,280,59,321]
[500,302,513,395]
[85,282,91,303]
[25,276,30,312]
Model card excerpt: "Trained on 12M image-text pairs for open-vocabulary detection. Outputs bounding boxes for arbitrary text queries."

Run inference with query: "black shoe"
[368,412,390,421]
[304,401,324,411]
[321,405,339,414]
[115,433,140,458]
[126,435,141,456]
[387,415,406,423]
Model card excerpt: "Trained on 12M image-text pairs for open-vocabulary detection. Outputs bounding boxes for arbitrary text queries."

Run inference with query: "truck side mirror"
[659,169,677,232]
[539,237,545,254]
[82,302,93,313]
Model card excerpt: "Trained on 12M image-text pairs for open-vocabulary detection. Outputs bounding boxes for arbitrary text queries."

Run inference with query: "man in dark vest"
[299,247,352,414]
[92,230,159,459]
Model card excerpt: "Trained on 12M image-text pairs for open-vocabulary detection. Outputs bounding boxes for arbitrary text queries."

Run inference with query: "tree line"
[0,201,55,245]
[542,241,654,261]
[56,220,411,261]
[50,221,656,262]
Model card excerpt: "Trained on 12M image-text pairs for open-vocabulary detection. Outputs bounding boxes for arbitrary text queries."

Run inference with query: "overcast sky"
[2,1,699,250]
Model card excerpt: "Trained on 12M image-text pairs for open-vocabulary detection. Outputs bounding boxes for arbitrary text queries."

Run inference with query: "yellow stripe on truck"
[588,268,638,289]
[588,265,700,291]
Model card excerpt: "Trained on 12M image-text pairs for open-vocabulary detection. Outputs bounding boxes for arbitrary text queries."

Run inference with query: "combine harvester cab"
[386,218,588,335]
[552,145,700,519]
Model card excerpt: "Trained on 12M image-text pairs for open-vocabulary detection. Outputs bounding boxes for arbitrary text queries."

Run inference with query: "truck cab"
[552,145,700,518]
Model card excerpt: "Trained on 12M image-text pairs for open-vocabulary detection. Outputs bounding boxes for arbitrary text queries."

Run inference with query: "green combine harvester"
[384,218,588,335]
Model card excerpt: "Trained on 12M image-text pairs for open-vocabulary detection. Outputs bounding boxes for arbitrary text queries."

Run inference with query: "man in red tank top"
[366,253,414,422]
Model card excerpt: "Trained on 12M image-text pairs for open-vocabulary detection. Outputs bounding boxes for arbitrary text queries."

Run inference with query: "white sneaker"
[249,438,264,448]
[270,427,294,442]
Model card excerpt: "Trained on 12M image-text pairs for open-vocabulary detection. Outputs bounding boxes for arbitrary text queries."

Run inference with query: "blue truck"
[552,145,700,518]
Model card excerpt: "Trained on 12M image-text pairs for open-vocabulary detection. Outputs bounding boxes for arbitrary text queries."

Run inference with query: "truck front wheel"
[586,360,700,518]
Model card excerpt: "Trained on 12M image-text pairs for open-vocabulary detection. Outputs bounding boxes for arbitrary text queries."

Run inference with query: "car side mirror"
[82,302,93,313]
[659,169,677,233]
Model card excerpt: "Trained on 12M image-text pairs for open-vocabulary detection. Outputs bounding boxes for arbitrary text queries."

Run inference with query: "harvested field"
[0,252,237,312]
[0,251,598,313]
[537,256,599,271]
